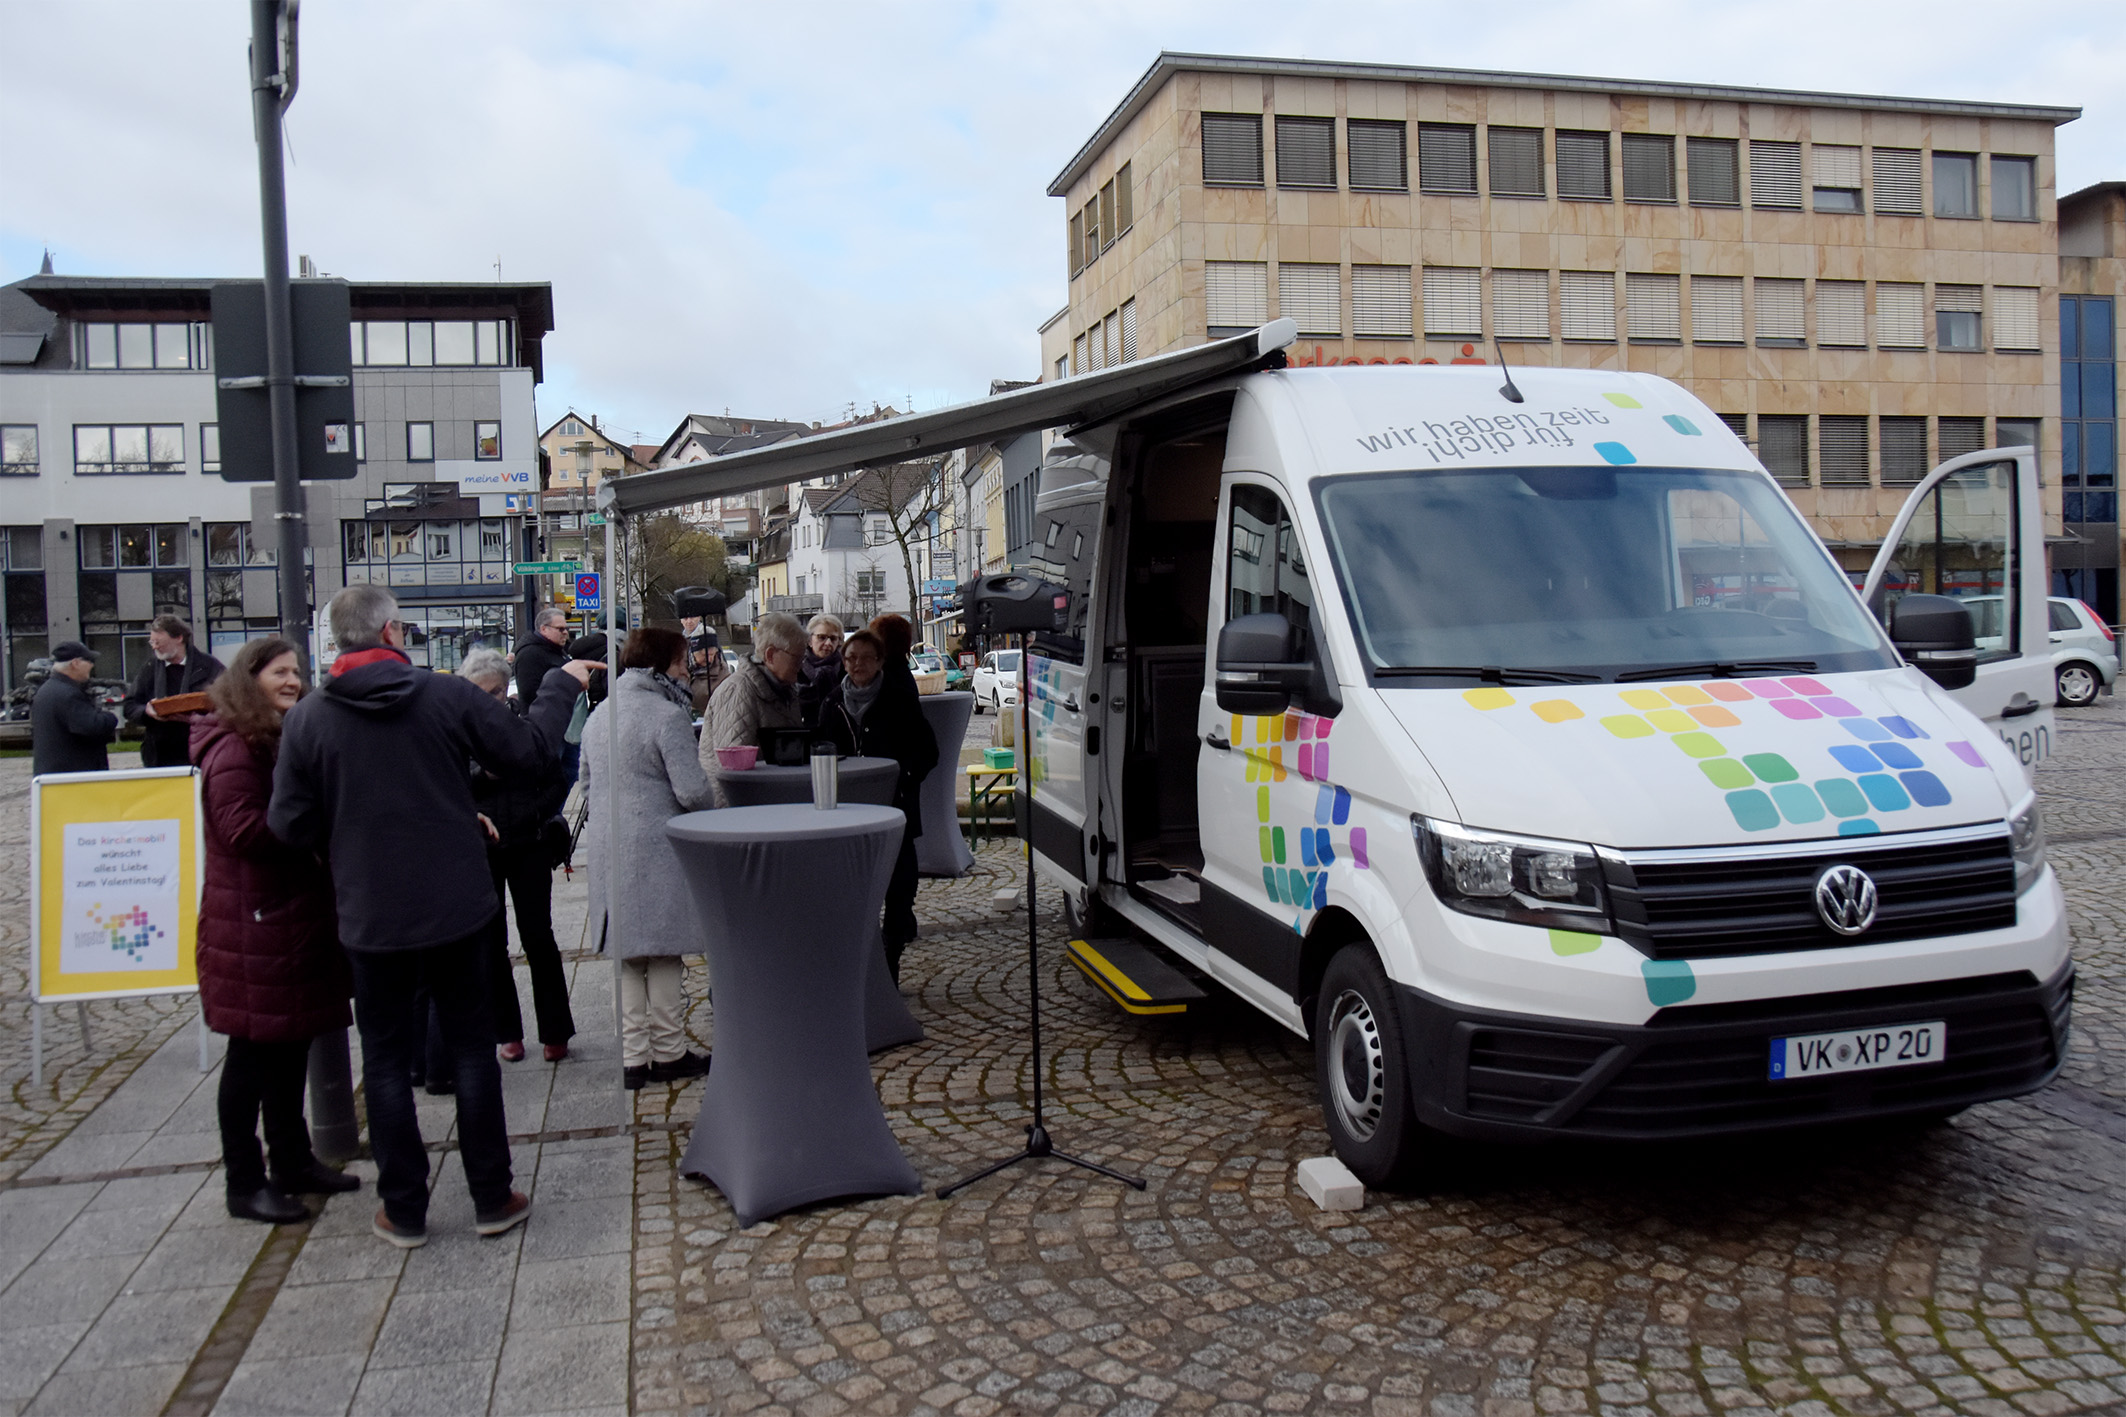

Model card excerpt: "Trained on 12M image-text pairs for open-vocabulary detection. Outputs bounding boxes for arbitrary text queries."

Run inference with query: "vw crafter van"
[604,320,2069,1187]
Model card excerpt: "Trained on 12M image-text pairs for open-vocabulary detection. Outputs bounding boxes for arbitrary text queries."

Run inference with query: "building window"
[1421,267,1482,337]
[474,421,502,459]
[1995,418,2040,453]
[1103,310,1120,367]
[1993,287,2040,352]
[1555,131,1610,200]
[1559,271,1616,342]
[208,522,273,566]
[1098,178,1117,252]
[2,425,37,475]
[1205,261,1269,335]
[1749,140,1803,209]
[1115,161,1133,236]
[1718,413,1748,440]
[1202,113,1264,187]
[1935,285,1982,351]
[353,320,512,367]
[1080,203,1100,268]
[1079,322,1101,373]
[73,423,185,475]
[407,421,435,462]
[1119,299,1137,362]
[1811,145,1863,213]
[1275,116,1336,189]
[1934,152,1979,218]
[201,422,221,474]
[1938,416,1987,462]
[1054,354,1068,381]
[1877,283,1926,348]
[1819,416,1870,485]
[1351,266,1412,337]
[75,321,208,371]
[1758,415,1810,485]
[1487,126,1544,198]
[1992,156,2037,220]
[1491,269,1550,341]
[1872,147,1923,215]
[1073,331,1088,374]
[1754,279,1805,345]
[1066,210,1082,279]
[1278,264,1342,336]
[1625,273,1681,342]
[354,423,366,461]
[1620,134,1675,204]
[1817,281,1866,348]
[2062,296,2118,535]
[1347,120,1407,191]
[1686,138,1740,207]
[1416,123,1477,195]
[562,419,581,435]
[1690,277,1745,344]
[3,525,50,689]
[1880,417,1929,484]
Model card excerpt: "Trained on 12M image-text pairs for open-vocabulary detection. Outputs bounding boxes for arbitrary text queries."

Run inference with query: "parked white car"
[1963,596,2116,707]
[971,650,1020,713]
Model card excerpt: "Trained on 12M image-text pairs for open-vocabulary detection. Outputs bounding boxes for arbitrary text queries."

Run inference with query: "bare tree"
[843,460,945,618]
[598,513,731,625]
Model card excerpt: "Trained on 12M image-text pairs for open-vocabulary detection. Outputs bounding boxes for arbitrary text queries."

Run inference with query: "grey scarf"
[841,672,884,725]
[626,667,692,711]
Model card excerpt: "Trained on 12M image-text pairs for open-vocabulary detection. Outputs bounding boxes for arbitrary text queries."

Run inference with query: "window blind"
[1083,203,1101,260]
[1115,162,1133,233]
[1560,271,1617,341]
[1421,266,1482,336]
[1938,416,1986,461]
[1083,324,1102,372]
[1993,286,2039,351]
[1417,124,1477,194]
[1811,145,1862,188]
[1120,299,1137,362]
[1758,414,1810,484]
[1687,137,1740,205]
[1488,127,1544,197]
[1275,115,1336,189]
[1205,261,1269,328]
[1073,332,1088,375]
[1202,113,1264,186]
[1819,416,1870,485]
[1625,273,1681,341]
[1067,212,1081,278]
[1691,276,1745,343]
[1351,265,1413,336]
[1098,182,1116,251]
[1877,283,1925,346]
[1718,413,1749,440]
[1347,120,1408,191]
[1932,284,1981,313]
[1103,311,1120,368]
[1491,268,1550,340]
[1818,281,1866,348]
[1556,131,1611,199]
[1872,148,1923,214]
[1935,284,1983,350]
[1278,263,1343,336]
[1749,140,1803,208]
[1880,417,1928,484]
[1755,278,1805,342]
[1621,134,1675,203]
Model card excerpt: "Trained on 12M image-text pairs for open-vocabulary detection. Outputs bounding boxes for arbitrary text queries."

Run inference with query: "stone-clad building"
[1040,53,2093,600]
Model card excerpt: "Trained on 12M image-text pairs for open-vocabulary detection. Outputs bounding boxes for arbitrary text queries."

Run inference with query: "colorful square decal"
[1838,819,1881,836]
[1689,705,1741,728]
[1702,682,1755,702]
[1899,770,1951,807]
[1948,741,1987,767]
[1604,392,1645,409]
[1783,677,1831,696]
[1463,688,1515,710]
[1741,752,1798,783]
[1843,719,1892,742]
[1531,699,1584,723]
[1646,709,1698,734]
[1726,789,1779,831]
[1642,958,1696,1005]
[1663,414,1701,435]
[1661,685,1715,706]
[1857,774,1912,812]
[1770,699,1822,721]
[1873,742,1922,770]
[1879,716,1926,739]
[1829,744,1881,773]
[1670,732,1726,759]
[1594,441,1637,465]
[1741,679,1795,698]
[1770,783,1825,824]
[1619,689,1670,711]
[1602,715,1656,739]
[1815,697,1861,717]
[1700,759,1754,789]
[1816,779,1870,817]
[1549,929,1601,956]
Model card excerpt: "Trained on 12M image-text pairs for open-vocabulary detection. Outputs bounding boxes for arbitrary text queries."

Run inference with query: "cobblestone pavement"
[1,699,2123,1416]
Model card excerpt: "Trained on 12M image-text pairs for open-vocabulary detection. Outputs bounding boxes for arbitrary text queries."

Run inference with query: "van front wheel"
[1314,945,1438,1189]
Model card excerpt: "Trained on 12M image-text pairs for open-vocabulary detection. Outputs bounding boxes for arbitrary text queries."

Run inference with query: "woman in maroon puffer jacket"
[192,637,360,1224]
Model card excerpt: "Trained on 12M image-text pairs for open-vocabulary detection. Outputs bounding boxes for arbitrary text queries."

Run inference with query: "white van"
[605,321,2070,1185]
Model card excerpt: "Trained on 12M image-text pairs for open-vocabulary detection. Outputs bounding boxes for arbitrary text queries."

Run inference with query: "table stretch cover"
[667,804,921,1225]
[916,693,975,878]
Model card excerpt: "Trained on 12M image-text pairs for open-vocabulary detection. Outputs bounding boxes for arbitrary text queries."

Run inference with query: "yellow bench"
[965,763,1016,843]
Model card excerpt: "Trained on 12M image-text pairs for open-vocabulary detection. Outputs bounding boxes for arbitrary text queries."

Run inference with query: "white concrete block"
[992,887,1022,912]
[1296,1155,1365,1211]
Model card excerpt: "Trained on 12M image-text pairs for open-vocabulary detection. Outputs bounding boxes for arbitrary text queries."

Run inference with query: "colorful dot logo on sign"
[1642,958,1696,1006]
[1549,929,1601,956]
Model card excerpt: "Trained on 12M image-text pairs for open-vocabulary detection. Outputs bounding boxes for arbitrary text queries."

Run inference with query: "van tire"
[1314,944,1437,1190]
[2056,661,2101,708]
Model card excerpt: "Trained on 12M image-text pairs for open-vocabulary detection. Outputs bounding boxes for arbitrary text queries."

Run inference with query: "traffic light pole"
[251,0,357,1163]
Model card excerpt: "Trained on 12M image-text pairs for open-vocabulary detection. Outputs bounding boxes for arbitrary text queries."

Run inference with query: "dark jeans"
[218,1034,316,1193]
[882,825,920,979]
[483,840,576,1046]
[349,928,514,1228]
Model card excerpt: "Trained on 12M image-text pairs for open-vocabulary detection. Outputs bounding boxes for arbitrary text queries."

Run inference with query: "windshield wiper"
[1613,659,1817,682]
[1373,665,1603,685]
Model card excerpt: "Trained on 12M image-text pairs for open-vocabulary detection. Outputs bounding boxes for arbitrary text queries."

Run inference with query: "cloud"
[2,0,2119,446]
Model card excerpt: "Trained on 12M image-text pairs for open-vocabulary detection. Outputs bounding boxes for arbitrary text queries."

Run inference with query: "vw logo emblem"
[1814,863,1879,936]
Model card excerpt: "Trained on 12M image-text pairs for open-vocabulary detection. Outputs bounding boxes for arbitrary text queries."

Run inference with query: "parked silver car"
[1966,595,2120,706]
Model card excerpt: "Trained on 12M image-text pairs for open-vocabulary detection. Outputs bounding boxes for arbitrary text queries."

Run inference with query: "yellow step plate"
[1066,937,1207,1016]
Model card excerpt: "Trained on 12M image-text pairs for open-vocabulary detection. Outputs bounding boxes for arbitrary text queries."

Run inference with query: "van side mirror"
[1888,594,1978,690]
[1216,612,1310,714]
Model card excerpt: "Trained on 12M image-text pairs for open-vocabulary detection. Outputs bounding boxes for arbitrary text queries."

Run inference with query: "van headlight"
[2009,798,2046,894]
[1413,816,1612,932]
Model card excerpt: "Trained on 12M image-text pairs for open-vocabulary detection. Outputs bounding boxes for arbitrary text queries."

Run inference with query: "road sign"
[513,561,581,576]
[210,279,358,482]
[575,572,601,611]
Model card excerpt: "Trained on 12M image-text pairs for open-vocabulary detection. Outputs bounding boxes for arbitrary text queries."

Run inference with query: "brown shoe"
[373,1208,428,1249]
[498,1041,526,1063]
[475,1190,531,1237]
[542,1043,568,1063]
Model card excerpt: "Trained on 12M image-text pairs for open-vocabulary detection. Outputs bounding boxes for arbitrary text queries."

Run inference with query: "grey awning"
[601,320,1297,517]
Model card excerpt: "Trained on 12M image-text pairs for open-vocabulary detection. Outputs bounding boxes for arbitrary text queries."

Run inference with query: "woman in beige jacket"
[700,612,808,803]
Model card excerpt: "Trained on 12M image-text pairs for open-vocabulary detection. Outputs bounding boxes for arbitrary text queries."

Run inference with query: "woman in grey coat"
[582,627,715,1089]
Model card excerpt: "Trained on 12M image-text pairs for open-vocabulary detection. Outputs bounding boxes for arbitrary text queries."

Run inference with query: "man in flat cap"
[32,640,118,776]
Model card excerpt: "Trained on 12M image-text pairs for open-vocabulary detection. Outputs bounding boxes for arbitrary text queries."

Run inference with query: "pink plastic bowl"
[714,745,759,771]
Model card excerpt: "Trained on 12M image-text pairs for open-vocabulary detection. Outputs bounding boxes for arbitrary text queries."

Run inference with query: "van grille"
[1602,830,2016,960]
[1463,1029,1615,1123]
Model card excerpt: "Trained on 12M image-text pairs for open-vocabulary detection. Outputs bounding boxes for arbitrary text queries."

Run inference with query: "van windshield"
[1314,466,1898,682]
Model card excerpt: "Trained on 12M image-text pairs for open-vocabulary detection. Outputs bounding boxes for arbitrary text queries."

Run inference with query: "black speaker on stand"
[938,574,1145,1199]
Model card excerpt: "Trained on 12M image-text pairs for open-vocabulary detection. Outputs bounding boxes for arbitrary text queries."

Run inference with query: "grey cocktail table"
[915,692,975,878]
[667,803,921,1226]
[709,755,922,1052]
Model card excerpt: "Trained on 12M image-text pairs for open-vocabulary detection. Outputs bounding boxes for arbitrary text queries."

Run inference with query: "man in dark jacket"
[270,585,594,1249]
[511,606,571,709]
[123,614,225,767]
[31,641,118,776]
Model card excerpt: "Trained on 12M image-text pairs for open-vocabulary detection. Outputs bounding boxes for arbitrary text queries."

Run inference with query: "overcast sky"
[3,0,2121,449]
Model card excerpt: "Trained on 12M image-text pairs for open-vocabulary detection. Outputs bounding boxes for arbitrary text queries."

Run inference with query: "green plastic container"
[984,746,1017,770]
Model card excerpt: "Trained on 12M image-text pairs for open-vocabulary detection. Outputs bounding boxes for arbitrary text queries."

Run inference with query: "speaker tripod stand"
[938,643,1144,1200]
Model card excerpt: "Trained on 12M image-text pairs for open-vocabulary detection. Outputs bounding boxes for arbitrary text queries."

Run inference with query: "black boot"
[227,1186,310,1224]
[273,1160,361,1195]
